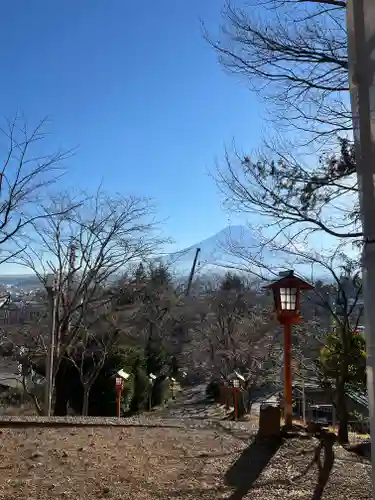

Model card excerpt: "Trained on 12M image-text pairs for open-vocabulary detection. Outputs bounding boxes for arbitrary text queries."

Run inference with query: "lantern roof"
[264,270,314,291]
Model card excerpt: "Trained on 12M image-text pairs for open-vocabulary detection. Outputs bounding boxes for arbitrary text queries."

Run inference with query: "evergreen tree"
[220,272,245,292]
[145,338,169,376]
[129,355,149,413]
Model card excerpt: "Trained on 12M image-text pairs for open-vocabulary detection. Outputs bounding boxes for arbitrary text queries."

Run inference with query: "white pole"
[347,2,375,498]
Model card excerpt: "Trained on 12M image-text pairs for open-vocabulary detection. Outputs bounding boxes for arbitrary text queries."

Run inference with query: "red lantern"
[115,377,123,392]
[264,270,313,429]
[265,270,313,325]
[115,377,124,418]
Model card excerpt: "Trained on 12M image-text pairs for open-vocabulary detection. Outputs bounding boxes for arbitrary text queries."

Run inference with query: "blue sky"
[0,0,263,273]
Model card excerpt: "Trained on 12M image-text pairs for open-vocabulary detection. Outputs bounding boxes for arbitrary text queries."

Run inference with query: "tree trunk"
[22,376,43,415]
[54,359,69,416]
[246,387,253,413]
[336,378,349,444]
[237,391,246,418]
[336,335,350,444]
[82,387,90,416]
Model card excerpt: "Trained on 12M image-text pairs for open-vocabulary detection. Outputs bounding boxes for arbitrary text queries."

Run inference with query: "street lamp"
[232,378,241,421]
[169,377,176,400]
[115,369,130,418]
[115,377,124,418]
[265,270,313,429]
[148,373,157,410]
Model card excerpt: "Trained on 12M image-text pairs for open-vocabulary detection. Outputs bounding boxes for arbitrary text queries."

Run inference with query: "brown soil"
[0,425,371,499]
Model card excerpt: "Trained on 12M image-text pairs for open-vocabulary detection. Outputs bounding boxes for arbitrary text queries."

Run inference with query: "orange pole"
[284,322,293,428]
[116,390,121,418]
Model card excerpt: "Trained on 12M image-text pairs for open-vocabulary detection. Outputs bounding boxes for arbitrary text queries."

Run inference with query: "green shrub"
[129,370,150,413]
[88,347,139,416]
[206,380,221,402]
[145,339,169,376]
[151,376,171,407]
[129,355,150,413]
[169,356,180,379]
[0,386,24,406]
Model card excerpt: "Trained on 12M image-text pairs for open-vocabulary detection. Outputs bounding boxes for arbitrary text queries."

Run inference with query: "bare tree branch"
[0,116,73,266]
[205,0,348,145]
[216,139,360,244]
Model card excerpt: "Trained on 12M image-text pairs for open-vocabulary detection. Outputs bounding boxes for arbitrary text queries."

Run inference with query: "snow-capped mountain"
[162,225,278,276]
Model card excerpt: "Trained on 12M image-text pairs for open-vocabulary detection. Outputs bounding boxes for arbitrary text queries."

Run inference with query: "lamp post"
[232,378,241,421]
[148,373,157,410]
[115,377,124,418]
[115,369,130,417]
[170,377,176,400]
[265,270,313,429]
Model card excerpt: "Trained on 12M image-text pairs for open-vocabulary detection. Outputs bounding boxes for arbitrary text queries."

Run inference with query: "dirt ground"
[0,425,372,500]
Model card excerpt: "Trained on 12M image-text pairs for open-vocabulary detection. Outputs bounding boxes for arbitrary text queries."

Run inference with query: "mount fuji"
[162,225,279,277]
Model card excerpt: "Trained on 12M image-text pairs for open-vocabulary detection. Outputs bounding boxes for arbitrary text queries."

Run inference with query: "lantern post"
[115,369,130,418]
[115,377,124,418]
[232,377,243,421]
[170,377,176,400]
[265,270,313,429]
[148,373,157,411]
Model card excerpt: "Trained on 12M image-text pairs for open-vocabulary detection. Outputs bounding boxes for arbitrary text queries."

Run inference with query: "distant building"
[0,298,46,325]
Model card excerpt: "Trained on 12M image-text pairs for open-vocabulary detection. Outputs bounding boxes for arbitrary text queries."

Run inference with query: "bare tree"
[208,2,359,264]
[0,116,72,265]
[17,190,164,415]
[206,0,349,145]
[190,276,278,382]
[68,323,119,416]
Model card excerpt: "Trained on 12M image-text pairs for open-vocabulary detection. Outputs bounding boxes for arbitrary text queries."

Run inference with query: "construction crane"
[185,247,201,297]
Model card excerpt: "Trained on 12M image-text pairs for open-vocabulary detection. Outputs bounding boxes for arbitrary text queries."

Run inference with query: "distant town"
[0,275,44,325]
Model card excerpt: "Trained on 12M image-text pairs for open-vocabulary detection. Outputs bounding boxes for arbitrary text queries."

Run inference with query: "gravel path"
[152,383,278,425]
[152,384,232,420]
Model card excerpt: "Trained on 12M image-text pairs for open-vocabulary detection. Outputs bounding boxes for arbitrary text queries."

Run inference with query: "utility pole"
[45,275,57,417]
[185,247,201,296]
[346,1,375,497]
